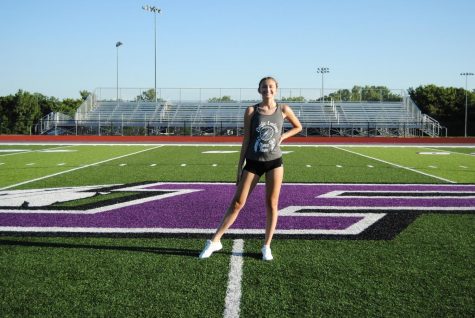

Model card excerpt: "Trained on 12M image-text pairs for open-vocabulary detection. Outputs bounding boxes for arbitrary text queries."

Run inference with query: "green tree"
[136,89,163,102]
[59,98,83,116]
[358,86,401,101]
[35,93,60,117]
[79,90,91,101]
[281,96,306,102]
[328,89,352,101]
[408,84,475,135]
[408,85,463,119]
[327,86,400,102]
[10,90,41,134]
[208,95,235,102]
[0,90,87,134]
[0,94,14,133]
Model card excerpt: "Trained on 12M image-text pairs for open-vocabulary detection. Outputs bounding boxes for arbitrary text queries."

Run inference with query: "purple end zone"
[1,183,474,236]
[0,184,363,231]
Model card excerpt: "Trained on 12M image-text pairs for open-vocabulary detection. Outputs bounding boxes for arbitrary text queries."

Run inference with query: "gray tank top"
[246,103,283,161]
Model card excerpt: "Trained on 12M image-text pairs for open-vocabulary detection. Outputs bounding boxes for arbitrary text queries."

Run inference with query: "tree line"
[0,85,473,135]
[408,85,475,135]
[0,90,90,134]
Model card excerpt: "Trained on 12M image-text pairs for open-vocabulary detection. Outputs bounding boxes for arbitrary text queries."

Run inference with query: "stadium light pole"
[460,72,474,137]
[317,67,330,103]
[142,4,161,104]
[116,41,123,107]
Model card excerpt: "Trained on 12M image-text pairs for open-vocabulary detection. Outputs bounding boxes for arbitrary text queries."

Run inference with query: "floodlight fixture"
[142,5,161,14]
[460,72,474,137]
[317,67,330,74]
[317,67,330,102]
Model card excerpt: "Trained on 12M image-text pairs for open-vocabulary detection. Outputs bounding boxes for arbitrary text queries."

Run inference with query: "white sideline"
[0,145,163,190]
[223,239,244,318]
[333,146,456,184]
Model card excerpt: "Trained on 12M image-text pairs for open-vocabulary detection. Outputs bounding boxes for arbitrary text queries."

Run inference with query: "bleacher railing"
[75,93,96,121]
[38,112,73,135]
[92,87,406,104]
[37,118,428,138]
[37,87,444,137]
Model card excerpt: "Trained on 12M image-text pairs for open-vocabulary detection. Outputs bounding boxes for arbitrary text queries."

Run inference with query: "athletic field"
[1,142,474,317]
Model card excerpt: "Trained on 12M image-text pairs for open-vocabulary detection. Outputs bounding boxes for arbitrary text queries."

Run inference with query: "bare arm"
[280,104,302,143]
[236,106,254,184]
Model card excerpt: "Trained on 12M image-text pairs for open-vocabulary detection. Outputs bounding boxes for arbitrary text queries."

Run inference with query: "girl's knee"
[265,196,279,210]
[231,197,246,211]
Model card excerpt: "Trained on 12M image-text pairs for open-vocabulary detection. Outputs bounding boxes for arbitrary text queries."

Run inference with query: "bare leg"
[263,166,283,246]
[211,170,260,242]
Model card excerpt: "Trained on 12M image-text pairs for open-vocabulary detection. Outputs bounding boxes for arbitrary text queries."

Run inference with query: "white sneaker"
[199,240,223,259]
[261,245,273,261]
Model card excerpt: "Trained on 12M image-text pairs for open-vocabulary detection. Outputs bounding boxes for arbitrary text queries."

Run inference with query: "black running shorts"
[243,157,283,177]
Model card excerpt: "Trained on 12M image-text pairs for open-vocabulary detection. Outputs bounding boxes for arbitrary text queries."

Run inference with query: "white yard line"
[0,145,163,190]
[223,239,244,318]
[0,145,76,157]
[333,146,456,184]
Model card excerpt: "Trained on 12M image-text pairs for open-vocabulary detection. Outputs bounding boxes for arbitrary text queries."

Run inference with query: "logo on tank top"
[254,121,278,153]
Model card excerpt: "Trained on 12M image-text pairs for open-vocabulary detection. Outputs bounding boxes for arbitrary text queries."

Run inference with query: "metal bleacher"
[39,88,443,137]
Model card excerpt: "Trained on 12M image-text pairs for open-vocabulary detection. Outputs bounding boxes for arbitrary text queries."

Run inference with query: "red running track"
[0,135,474,145]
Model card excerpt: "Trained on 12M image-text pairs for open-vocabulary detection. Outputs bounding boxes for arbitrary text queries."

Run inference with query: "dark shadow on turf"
[0,239,199,258]
[243,252,262,260]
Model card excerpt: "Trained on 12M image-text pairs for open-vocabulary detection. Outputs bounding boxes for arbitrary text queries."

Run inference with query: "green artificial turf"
[1,143,474,317]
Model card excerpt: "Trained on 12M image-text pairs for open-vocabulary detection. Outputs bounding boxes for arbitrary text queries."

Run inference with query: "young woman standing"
[199,77,302,260]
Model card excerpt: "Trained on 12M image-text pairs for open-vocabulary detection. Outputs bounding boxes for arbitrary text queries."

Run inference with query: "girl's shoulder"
[245,104,257,115]
[279,103,291,113]
[279,103,295,119]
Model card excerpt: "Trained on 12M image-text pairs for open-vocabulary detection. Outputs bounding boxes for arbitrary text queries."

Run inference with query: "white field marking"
[318,190,475,199]
[0,163,4,165]
[181,164,187,167]
[202,150,238,154]
[38,149,77,153]
[119,163,127,167]
[212,164,218,167]
[0,149,29,153]
[0,185,112,207]
[150,164,157,167]
[278,207,387,235]
[113,181,475,189]
[223,239,244,318]
[57,163,66,166]
[2,143,475,148]
[121,181,475,187]
[333,146,456,184]
[422,146,475,157]
[281,151,294,154]
[278,205,475,213]
[26,163,35,166]
[428,165,437,169]
[367,165,374,168]
[460,165,468,169]
[0,209,471,236]
[0,145,76,157]
[336,165,343,168]
[306,164,312,168]
[0,187,201,214]
[0,146,163,191]
[417,152,450,155]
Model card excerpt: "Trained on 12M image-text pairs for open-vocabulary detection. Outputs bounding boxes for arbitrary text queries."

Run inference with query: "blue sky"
[0,0,473,99]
